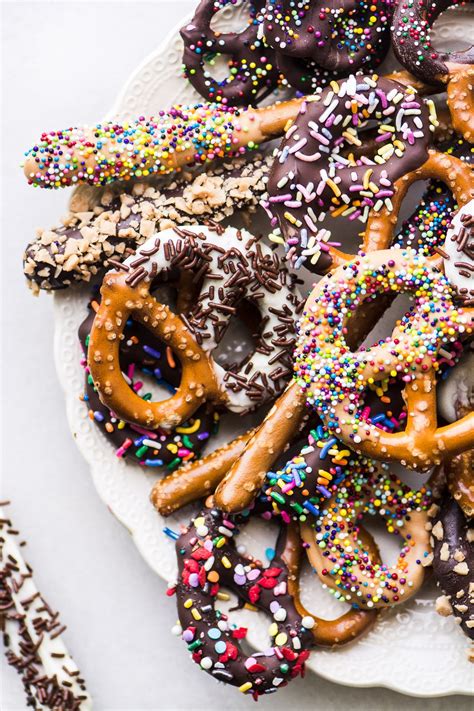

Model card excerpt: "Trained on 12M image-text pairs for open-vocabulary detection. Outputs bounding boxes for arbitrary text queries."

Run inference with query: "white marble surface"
[1,2,473,709]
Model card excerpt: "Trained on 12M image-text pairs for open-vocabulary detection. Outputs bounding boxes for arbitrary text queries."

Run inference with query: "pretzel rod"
[23,153,273,292]
[213,382,307,512]
[0,504,91,710]
[23,99,302,189]
[22,71,439,190]
[150,429,255,515]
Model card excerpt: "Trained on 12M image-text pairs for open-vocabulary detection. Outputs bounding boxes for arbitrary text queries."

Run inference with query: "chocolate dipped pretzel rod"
[22,72,438,191]
[23,153,273,292]
[0,504,91,710]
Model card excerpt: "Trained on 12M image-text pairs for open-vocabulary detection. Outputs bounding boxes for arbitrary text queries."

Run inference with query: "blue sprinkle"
[163,527,179,540]
[197,432,210,440]
[133,435,146,446]
[144,459,164,467]
[320,437,337,460]
[93,411,105,422]
[143,345,162,359]
[265,547,275,562]
[303,500,320,517]
[154,367,162,380]
[371,413,386,424]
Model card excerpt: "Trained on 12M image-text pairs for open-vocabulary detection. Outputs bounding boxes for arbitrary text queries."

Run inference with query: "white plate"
[53,4,474,697]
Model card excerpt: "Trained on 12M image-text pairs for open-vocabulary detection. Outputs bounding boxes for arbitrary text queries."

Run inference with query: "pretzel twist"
[294,248,474,470]
[88,225,301,429]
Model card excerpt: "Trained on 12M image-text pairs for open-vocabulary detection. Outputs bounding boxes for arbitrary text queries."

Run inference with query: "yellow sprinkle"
[176,419,201,434]
[326,178,341,197]
[217,592,230,601]
[269,233,285,244]
[221,556,232,569]
[191,608,202,621]
[184,599,193,609]
[275,632,288,645]
[215,537,226,548]
[268,622,278,637]
[239,682,253,693]
[193,517,205,529]
[319,469,333,481]
[363,169,373,190]
[244,603,258,611]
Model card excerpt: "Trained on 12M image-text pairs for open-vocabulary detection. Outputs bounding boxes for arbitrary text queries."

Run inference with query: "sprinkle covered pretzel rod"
[22,71,438,191]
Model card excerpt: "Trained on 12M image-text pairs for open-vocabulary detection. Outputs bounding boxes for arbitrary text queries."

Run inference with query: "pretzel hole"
[202,52,236,83]
[213,299,260,369]
[431,5,474,54]
[209,0,253,34]
[299,556,353,618]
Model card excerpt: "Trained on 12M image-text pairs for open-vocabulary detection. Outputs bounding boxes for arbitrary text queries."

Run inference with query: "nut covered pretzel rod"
[0,504,91,710]
[22,70,438,191]
[23,153,273,292]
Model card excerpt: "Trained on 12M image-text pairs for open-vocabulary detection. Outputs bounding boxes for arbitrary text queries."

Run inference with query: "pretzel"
[429,494,474,642]
[259,0,392,72]
[23,153,274,292]
[264,74,439,271]
[152,282,396,515]
[79,294,218,469]
[181,0,279,106]
[395,137,474,258]
[294,248,474,470]
[438,349,474,516]
[88,225,301,429]
[22,71,436,190]
[170,505,378,696]
[0,504,91,709]
[300,464,432,609]
[391,0,474,142]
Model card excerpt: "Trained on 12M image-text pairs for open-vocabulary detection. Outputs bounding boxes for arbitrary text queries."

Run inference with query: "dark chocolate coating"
[23,154,273,292]
[266,75,431,273]
[175,507,313,696]
[181,0,279,106]
[79,297,217,469]
[275,51,342,94]
[391,0,474,84]
[431,496,474,640]
[261,0,392,71]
